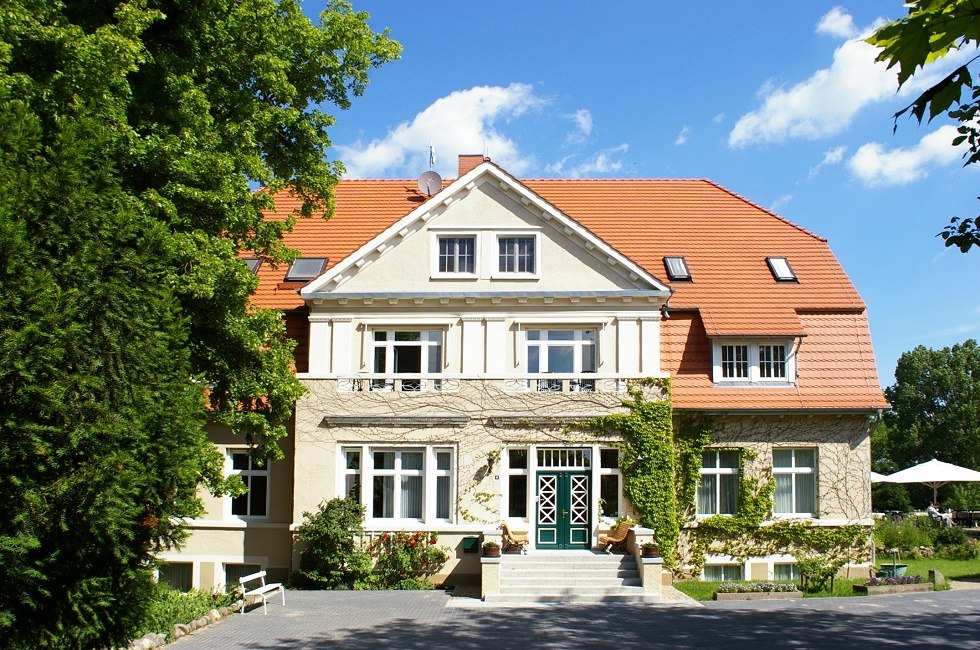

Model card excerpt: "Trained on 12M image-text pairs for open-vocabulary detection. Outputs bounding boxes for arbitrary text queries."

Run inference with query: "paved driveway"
[172,588,980,649]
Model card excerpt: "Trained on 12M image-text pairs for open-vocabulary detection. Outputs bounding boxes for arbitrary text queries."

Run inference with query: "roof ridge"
[698,179,827,243]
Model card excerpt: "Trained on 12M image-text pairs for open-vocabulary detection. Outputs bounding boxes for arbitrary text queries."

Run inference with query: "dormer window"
[766,257,796,282]
[713,340,795,385]
[285,257,327,282]
[664,256,691,281]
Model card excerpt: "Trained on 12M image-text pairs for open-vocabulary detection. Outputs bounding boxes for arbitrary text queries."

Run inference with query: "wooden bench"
[239,570,284,615]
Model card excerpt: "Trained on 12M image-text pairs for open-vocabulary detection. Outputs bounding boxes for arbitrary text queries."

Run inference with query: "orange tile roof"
[251,171,886,411]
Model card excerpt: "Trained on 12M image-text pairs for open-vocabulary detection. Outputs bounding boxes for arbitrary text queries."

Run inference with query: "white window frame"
[494,233,539,278]
[339,445,455,525]
[503,447,531,522]
[525,329,597,391]
[711,340,795,384]
[696,449,740,516]
[703,564,744,581]
[598,448,622,519]
[227,449,269,520]
[370,330,444,392]
[431,233,478,278]
[772,448,817,517]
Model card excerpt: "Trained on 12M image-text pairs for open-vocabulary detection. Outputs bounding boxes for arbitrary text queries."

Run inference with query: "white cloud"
[847,125,965,186]
[713,113,726,124]
[816,6,858,38]
[728,8,974,148]
[770,194,793,212]
[570,109,592,138]
[809,145,848,178]
[335,84,545,178]
[675,125,690,146]
[546,144,629,178]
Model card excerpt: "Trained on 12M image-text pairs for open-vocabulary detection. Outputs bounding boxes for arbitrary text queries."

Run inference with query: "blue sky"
[309,1,980,387]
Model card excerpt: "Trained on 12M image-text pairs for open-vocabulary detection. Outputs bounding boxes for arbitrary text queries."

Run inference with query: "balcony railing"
[332,374,630,394]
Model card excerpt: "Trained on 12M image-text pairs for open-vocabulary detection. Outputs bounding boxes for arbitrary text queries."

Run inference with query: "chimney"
[458,154,489,178]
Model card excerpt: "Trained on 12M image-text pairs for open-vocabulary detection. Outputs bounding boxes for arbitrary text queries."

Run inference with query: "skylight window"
[663,256,692,281]
[285,257,327,281]
[242,258,261,274]
[766,257,797,282]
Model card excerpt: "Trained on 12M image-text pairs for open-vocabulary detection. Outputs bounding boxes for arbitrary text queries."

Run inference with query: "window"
[506,448,529,519]
[697,450,739,515]
[759,345,787,379]
[663,256,691,281]
[242,258,261,273]
[599,448,621,518]
[713,341,795,384]
[224,563,260,593]
[704,564,743,581]
[774,563,800,581]
[341,446,454,523]
[721,345,749,379]
[371,330,443,391]
[766,256,797,282]
[229,451,268,517]
[284,257,326,281]
[498,236,535,274]
[527,329,596,391]
[773,448,816,516]
[158,562,192,592]
[438,236,475,274]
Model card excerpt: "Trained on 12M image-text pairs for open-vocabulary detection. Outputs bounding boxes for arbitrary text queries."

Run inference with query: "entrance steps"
[485,551,656,603]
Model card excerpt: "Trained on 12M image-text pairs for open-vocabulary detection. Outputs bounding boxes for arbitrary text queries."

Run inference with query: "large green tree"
[0,1,398,647]
[883,339,980,471]
[868,0,980,252]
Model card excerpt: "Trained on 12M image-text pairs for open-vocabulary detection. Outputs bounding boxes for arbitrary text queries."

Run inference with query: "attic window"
[243,258,261,274]
[766,257,797,282]
[285,257,327,281]
[663,256,691,281]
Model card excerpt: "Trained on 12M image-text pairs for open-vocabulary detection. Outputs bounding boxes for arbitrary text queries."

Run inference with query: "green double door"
[536,471,591,549]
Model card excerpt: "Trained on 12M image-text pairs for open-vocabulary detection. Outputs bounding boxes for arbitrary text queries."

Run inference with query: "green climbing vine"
[587,379,680,569]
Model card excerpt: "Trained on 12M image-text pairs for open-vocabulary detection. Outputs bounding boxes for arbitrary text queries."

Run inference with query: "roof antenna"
[418,144,442,197]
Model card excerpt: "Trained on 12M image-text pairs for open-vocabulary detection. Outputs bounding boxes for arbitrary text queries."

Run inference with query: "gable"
[302,165,670,299]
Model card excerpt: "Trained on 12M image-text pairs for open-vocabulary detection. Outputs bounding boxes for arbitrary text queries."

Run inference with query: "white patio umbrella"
[879,458,980,504]
[870,470,889,483]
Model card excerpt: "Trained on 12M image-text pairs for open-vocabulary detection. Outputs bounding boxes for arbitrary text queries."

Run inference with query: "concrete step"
[496,552,644,602]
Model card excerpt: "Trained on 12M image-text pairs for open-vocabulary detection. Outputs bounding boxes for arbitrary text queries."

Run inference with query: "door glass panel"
[548,346,573,372]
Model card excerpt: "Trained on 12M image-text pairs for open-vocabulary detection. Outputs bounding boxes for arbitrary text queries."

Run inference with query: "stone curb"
[120,601,243,649]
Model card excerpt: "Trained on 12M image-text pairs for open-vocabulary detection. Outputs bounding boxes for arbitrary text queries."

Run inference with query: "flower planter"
[853,582,933,595]
[641,546,660,558]
[713,591,803,601]
[482,547,501,558]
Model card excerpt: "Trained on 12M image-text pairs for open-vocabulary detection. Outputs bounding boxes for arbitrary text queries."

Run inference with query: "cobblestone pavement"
[172,588,980,649]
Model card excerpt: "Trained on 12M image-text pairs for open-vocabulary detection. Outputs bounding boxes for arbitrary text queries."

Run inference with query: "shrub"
[370,531,448,589]
[935,525,968,547]
[874,516,936,554]
[135,584,238,641]
[294,498,373,589]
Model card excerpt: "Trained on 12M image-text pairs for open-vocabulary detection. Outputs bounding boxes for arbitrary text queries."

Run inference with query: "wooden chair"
[598,520,633,553]
[501,521,529,554]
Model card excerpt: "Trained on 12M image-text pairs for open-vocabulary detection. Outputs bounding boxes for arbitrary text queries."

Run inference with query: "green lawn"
[901,557,980,581]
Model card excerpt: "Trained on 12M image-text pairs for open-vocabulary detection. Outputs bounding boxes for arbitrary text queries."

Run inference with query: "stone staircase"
[485,551,656,603]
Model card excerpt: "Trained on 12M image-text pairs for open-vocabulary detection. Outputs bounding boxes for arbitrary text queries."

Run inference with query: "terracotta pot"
[641,546,660,558]
[483,546,501,558]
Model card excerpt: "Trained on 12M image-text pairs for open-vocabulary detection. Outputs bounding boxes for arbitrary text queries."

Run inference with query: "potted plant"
[482,541,501,558]
[641,542,660,558]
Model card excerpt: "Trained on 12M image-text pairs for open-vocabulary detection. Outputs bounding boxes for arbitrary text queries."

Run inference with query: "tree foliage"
[883,339,980,472]
[294,498,373,590]
[868,0,980,252]
[0,1,398,647]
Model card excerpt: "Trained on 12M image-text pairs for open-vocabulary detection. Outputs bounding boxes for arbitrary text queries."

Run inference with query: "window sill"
[490,273,539,281]
[430,273,478,280]
[712,381,796,388]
